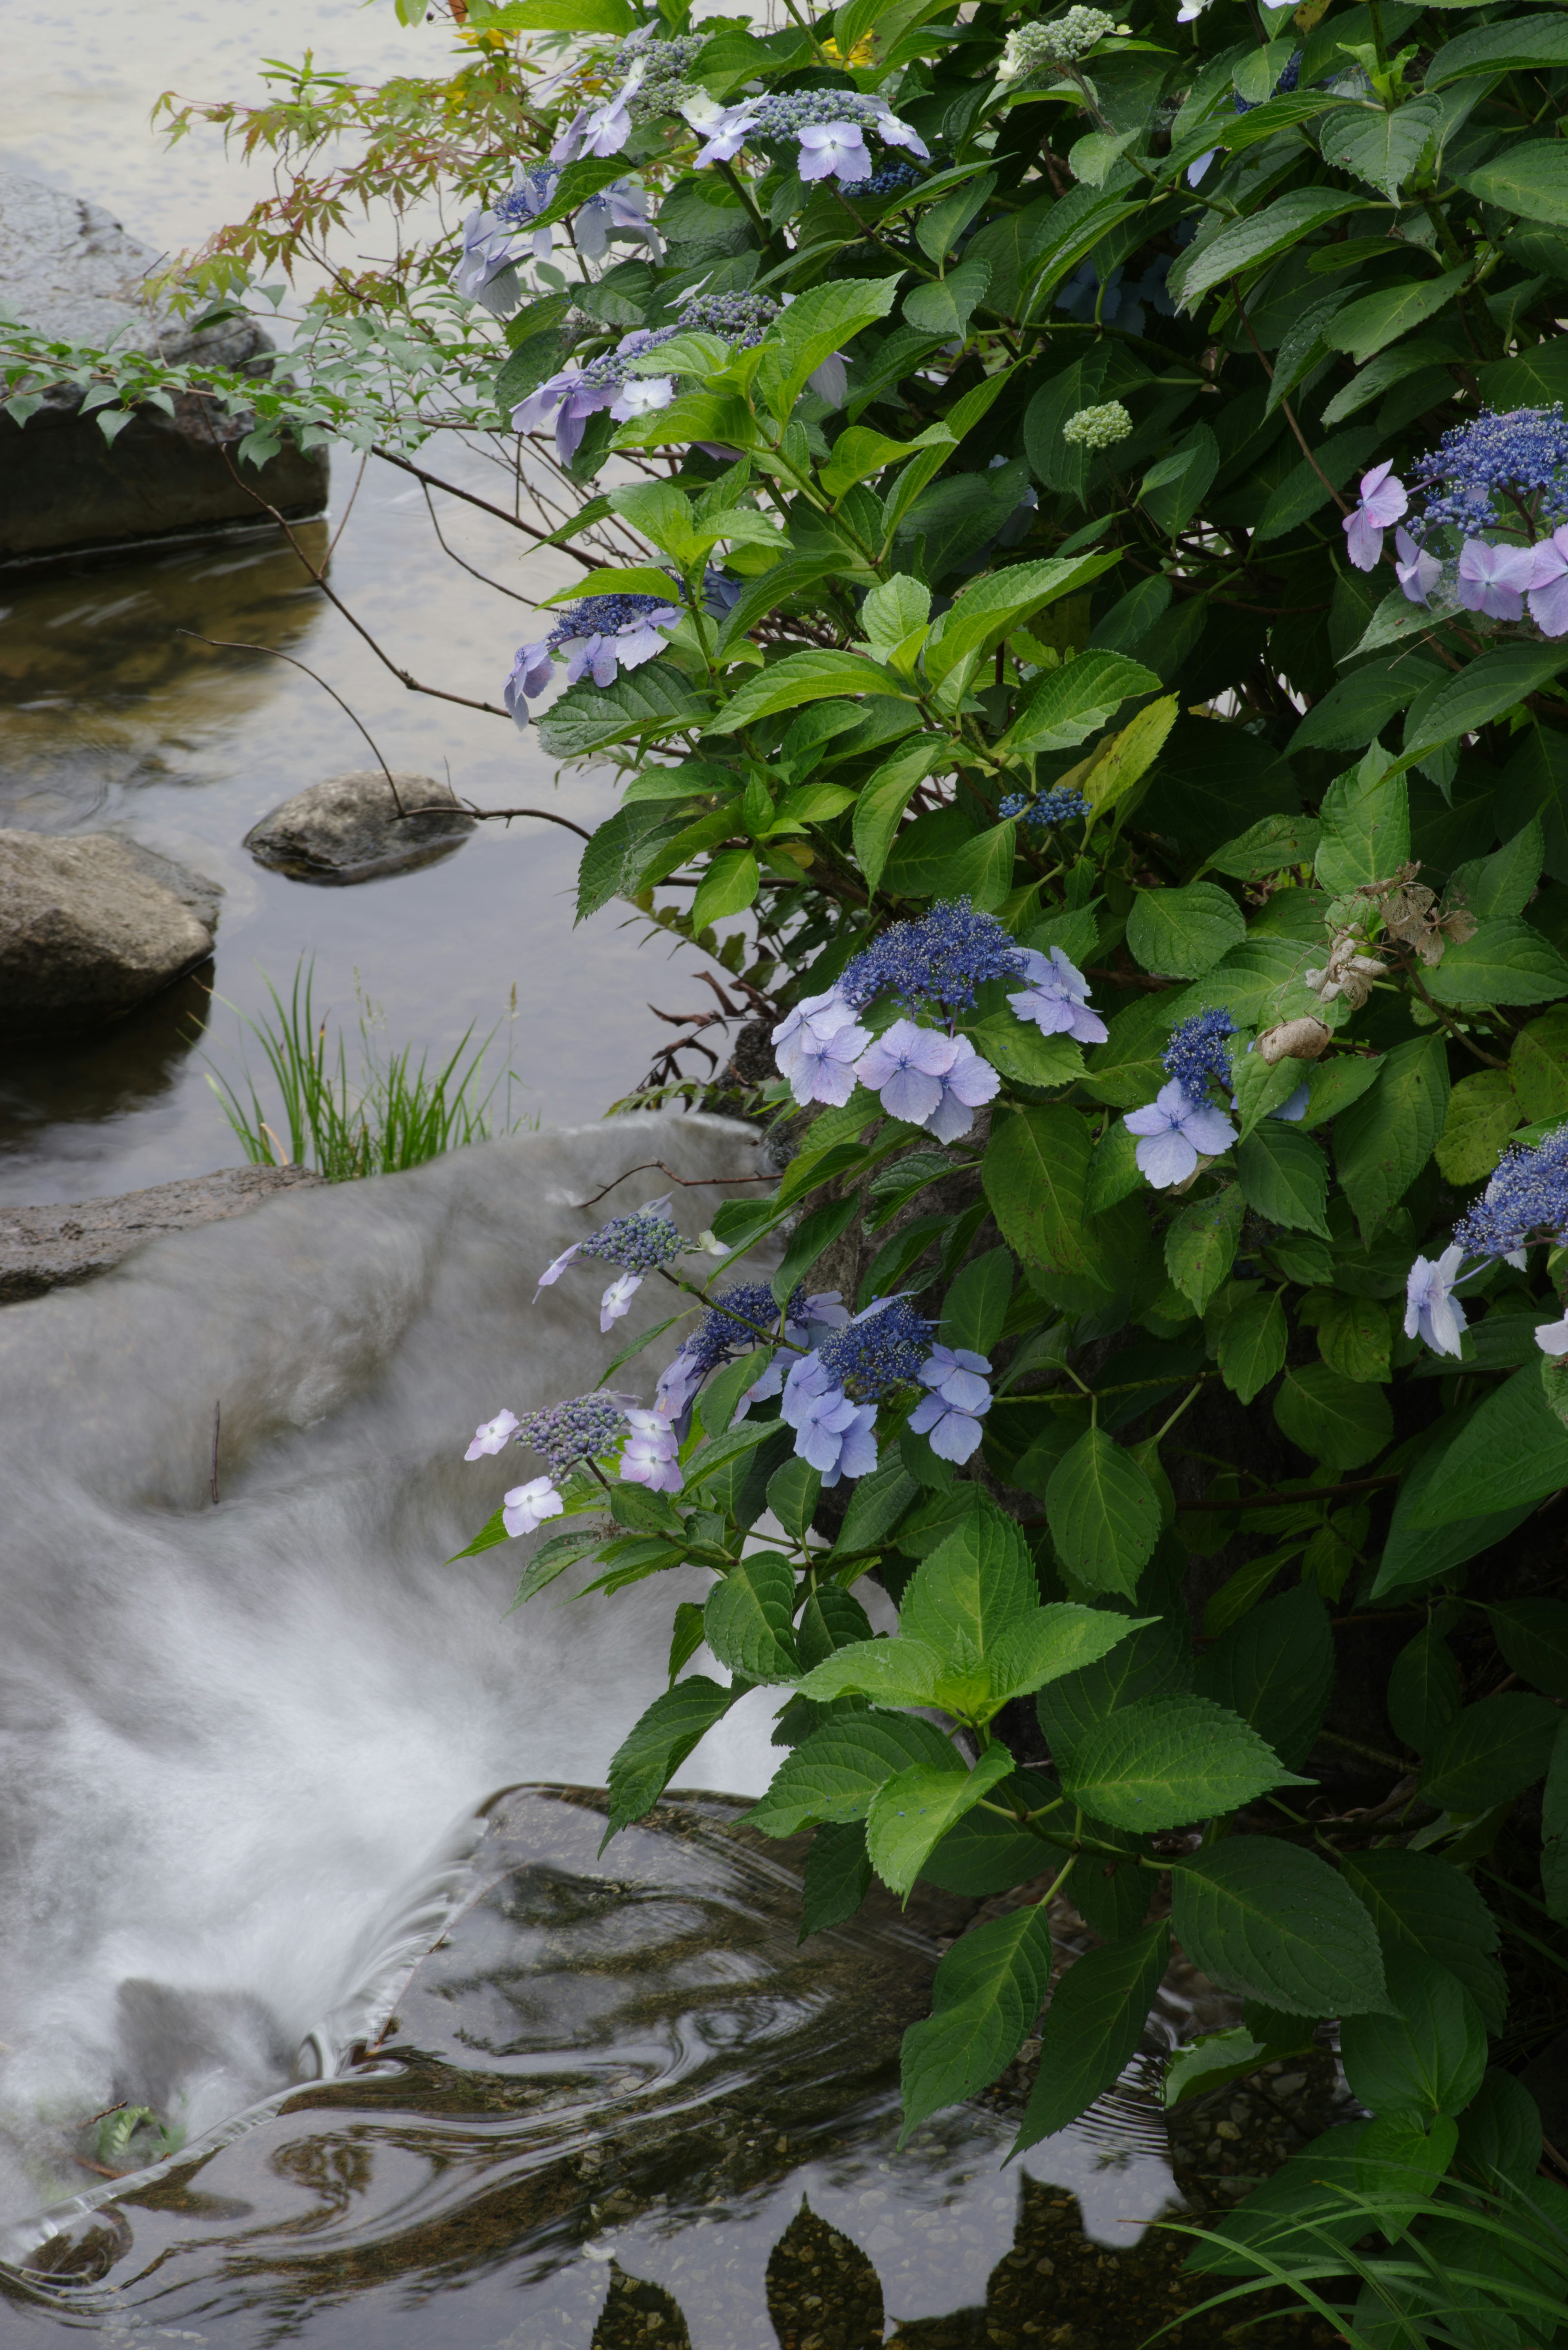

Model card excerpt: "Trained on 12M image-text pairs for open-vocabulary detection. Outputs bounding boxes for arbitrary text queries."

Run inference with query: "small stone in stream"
[243,769,475,884]
[0,1165,324,1304]
[0,829,223,1034]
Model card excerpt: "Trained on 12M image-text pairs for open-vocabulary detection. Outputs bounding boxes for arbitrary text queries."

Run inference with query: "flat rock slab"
[0,829,224,1035]
[0,1165,323,1304]
[244,769,476,883]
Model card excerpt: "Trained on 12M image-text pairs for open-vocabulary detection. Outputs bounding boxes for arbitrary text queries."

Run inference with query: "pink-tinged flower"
[1457,537,1538,623]
[503,640,554,730]
[1529,526,1568,638]
[907,1344,992,1463]
[797,122,875,183]
[1536,1313,1568,1358]
[600,1273,642,1332]
[536,1241,582,1296]
[465,1407,520,1460]
[502,1476,564,1538]
[1343,462,1408,572]
[927,1036,1001,1144]
[1124,1081,1237,1189]
[773,993,869,1107]
[1404,1244,1467,1359]
[1394,526,1441,607]
[1008,946,1108,1046]
[619,1406,683,1494]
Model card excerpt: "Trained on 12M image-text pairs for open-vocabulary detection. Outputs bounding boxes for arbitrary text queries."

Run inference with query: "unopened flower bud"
[1256,1017,1332,1064]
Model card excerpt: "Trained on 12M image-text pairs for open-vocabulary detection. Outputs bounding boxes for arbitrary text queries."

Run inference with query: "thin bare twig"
[419,477,534,603]
[210,1400,221,1506]
[370,441,605,569]
[571,1159,771,1210]
[391,799,594,839]
[176,629,404,810]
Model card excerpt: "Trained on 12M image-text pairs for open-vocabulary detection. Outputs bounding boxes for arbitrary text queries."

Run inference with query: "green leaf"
[767,1455,824,1550]
[1217,1291,1289,1406]
[925,552,1122,692]
[1060,1694,1306,1833]
[1512,1004,1568,1124]
[1290,656,1443,755]
[499,0,635,27]
[1165,1182,1245,1313]
[1081,695,1180,821]
[1164,2020,1315,2108]
[1340,1954,1489,2121]
[1488,1596,1568,1699]
[1323,263,1473,366]
[1355,2110,1460,2236]
[1419,1692,1561,1813]
[1317,1290,1393,1383]
[1451,818,1546,920]
[1198,1586,1333,1770]
[770,274,906,411]
[1127,883,1246,979]
[1318,98,1445,203]
[749,1712,958,1835]
[1424,914,1568,1008]
[1544,1717,1568,1922]
[866,1742,1017,1897]
[1459,140,1568,227]
[1300,1053,1381,1129]
[901,1497,1039,1666]
[690,846,759,931]
[946,819,1020,914]
[704,1551,800,1683]
[796,1635,946,1710]
[1334,1036,1450,1240]
[1314,749,1411,891]
[983,1104,1095,1279]
[539,661,708,760]
[1274,1360,1393,1469]
[710,649,904,736]
[983,1604,1149,1710]
[964,1015,1085,1093]
[1429,13,1568,83]
[769,1194,861,1307]
[1404,640,1568,759]
[1140,424,1221,537]
[1232,1048,1311,1141]
[1168,190,1379,311]
[682,1416,788,1492]
[940,1247,1013,1355]
[1236,1124,1332,1239]
[1038,1611,1194,1767]
[903,257,993,337]
[1387,1627,1463,1753]
[995,650,1160,758]
[900,1902,1054,2139]
[831,1457,921,1558]
[1340,1846,1507,2035]
[1171,1839,1390,2017]
[1011,1923,1170,2154]
[606,1675,744,1837]
[1406,1366,1568,1525]
[1436,1068,1522,1184]
[1045,1427,1164,1598]
[800,1819,873,1935]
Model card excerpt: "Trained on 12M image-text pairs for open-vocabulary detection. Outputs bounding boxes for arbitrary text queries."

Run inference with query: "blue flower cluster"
[1452,1124,1568,1263]
[1411,405,1568,545]
[998,785,1091,827]
[838,159,924,197]
[608,27,708,119]
[1162,1008,1237,1099]
[693,1280,801,1371]
[514,1393,628,1477]
[817,1296,932,1401]
[838,900,1025,1018]
[578,1205,686,1273]
[674,290,780,346]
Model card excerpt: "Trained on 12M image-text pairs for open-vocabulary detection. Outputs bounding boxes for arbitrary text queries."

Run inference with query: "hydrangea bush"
[15,0,1568,2317]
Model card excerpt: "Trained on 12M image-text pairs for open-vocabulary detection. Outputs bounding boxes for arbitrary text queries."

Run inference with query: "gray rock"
[244,770,476,884]
[0,828,225,1035]
[0,1164,324,1305]
[0,174,328,568]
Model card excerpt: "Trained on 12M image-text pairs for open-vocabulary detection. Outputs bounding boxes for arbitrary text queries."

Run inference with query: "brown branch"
[419,478,533,603]
[395,800,593,840]
[1234,292,1353,518]
[370,443,604,570]
[570,1159,771,1210]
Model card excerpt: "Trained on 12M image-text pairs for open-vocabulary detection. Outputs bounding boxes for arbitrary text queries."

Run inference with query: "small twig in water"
[176,630,404,813]
[211,1400,221,1505]
[571,1159,770,1210]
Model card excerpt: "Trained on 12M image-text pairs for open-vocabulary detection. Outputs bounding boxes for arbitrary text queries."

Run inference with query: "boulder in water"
[0,828,223,1036]
[0,1165,323,1306]
[0,174,328,568]
[243,769,476,883]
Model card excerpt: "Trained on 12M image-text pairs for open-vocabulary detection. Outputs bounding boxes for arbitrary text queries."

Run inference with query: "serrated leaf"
[1419,1693,1561,1812]
[1217,1290,1289,1406]
[904,257,992,337]
[1274,1360,1393,1469]
[800,1819,874,1935]
[1314,750,1411,892]
[1127,883,1246,979]
[983,1104,1096,1278]
[606,1676,744,1837]
[1038,1611,1195,1767]
[1488,1597,1568,1699]
[1388,1628,1464,1753]
[1236,1123,1332,1239]
[994,650,1160,757]
[1060,1694,1306,1832]
[1436,1068,1521,1183]
[1341,1954,1489,2121]
[1340,1846,1507,2034]
[1165,1181,1245,1313]
[704,1550,800,1683]
[749,1711,959,1835]
[1423,914,1568,1008]
[797,1635,947,1709]
[866,1742,1017,1897]
[1170,1839,1390,2017]
[964,1015,1085,1092]
[1323,262,1471,365]
[1169,190,1381,311]
[1317,1290,1393,1383]
[539,661,709,760]
[1405,1364,1568,1525]
[709,648,904,735]
[1334,1036,1450,1240]
[1011,1923,1170,2153]
[1459,139,1568,227]
[1045,1427,1163,1598]
[900,1902,1054,2140]
[1198,1585,1333,1770]
[1404,640,1568,758]
[901,1498,1038,1666]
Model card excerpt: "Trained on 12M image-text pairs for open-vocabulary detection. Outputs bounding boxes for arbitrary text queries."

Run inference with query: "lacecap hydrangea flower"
[550,31,711,161]
[1356,407,1568,637]
[463,1389,677,1532]
[654,1282,847,1423]
[780,1298,993,1477]
[687,89,929,185]
[1403,1124,1568,1364]
[1124,1010,1239,1189]
[535,1194,724,1331]
[451,166,656,314]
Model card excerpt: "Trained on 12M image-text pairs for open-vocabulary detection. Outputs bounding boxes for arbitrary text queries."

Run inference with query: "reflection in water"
[2,1792,1334,2350]
[0,963,213,1166]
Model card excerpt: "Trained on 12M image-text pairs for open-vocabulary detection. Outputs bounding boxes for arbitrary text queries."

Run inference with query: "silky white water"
[0,1115,777,2220]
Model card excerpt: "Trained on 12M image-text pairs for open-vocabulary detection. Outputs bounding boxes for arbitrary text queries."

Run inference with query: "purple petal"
[1135,1128,1197,1188]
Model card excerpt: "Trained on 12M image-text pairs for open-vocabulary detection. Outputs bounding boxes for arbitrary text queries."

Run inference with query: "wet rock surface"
[0,827,223,1034]
[0,175,327,566]
[243,768,475,883]
[0,1163,323,1303]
